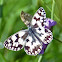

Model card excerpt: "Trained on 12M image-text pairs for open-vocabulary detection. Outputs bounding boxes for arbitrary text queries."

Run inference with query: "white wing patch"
[24,34,42,56]
[4,30,28,51]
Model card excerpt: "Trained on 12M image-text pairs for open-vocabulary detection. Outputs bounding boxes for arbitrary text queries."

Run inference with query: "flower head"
[39,43,48,54]
[45,18,57,29]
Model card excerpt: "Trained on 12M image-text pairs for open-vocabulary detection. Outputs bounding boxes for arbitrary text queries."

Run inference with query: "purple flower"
[45,18,57,29]
[39,43,48,54]
[39,18,57,54]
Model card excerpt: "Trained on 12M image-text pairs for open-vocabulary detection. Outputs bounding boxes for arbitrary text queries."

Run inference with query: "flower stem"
[38,55,42,62]
[51,0,62,43]
[53,37,62,43]
[51,0,55,19]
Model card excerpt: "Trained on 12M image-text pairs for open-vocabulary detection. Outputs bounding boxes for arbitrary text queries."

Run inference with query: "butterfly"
[4,7,53,56]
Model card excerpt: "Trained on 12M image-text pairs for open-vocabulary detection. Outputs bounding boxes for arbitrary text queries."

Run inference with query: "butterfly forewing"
[4,30,28,51]
[31,7,53,44]
[31,7,46,27]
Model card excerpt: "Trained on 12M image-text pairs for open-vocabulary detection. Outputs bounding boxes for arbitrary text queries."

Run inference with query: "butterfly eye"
[26,39,29,42]
[38,28,41,31]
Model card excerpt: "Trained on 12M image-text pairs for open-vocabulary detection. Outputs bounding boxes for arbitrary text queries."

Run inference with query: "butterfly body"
[4,7,53,56]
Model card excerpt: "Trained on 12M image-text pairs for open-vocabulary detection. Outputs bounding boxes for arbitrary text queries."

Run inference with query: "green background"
[0,0,62,62]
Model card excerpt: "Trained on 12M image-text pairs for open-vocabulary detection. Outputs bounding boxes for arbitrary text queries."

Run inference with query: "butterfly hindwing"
[21,11,32,26]
[4,29,43,56]
[4,30,28,51]
[24,33,43,56]
[32,27,53,44]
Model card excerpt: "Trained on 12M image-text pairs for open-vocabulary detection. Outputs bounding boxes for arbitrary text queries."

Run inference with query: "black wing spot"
[34,17,40,21]
[9,38,12,40]
[25,46,30,50]
[26,39,29,42]
[9,38,13,43]
[45,29,48,32]
[15,34,20,42]
[21,32,28,40]
[18,44,23,49]
[42,8,43,10]
[44,13,46,14]
[15,34,20,38]
[32,47,37,53]
[11,45,13,48]
[33,23,38,28]
[38,28,41,31]
[43,11,44,12]
[15,39,18,42]
[5,41,9,44]
[44,36,50,42]
[39,34,41,36]
[41,22,44,26]
[39,33,44,36]
[10,40,13,45]
[39,8,43,11]
[13,46,18,51]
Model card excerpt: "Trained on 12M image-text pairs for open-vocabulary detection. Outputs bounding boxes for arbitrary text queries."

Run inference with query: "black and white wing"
[32,27,53,44]
[31,7,46,27]
[4,7,53,56]
[24,33,43,56]
[4,29,28,51]
[24,7,53,56]
[31,7,53,44]
[24,28,53,56]
[21,7,46,27]
[4,29,43,56]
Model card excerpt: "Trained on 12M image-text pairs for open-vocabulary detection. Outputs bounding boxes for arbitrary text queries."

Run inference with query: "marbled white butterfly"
[4,7,53,56]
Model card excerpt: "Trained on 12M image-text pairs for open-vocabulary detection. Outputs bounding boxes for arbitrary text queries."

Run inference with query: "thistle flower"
[39,18,57,54]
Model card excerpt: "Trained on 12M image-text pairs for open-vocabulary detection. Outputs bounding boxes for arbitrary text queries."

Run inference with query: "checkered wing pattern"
[31,7,46,27]
[4,30,28,51]
[4,7,53,56]
[31,7,53,44]
[24,33,43,56]
[32,27,53,44]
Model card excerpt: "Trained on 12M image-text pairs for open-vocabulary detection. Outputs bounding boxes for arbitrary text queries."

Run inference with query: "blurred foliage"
[0,0,62,62]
